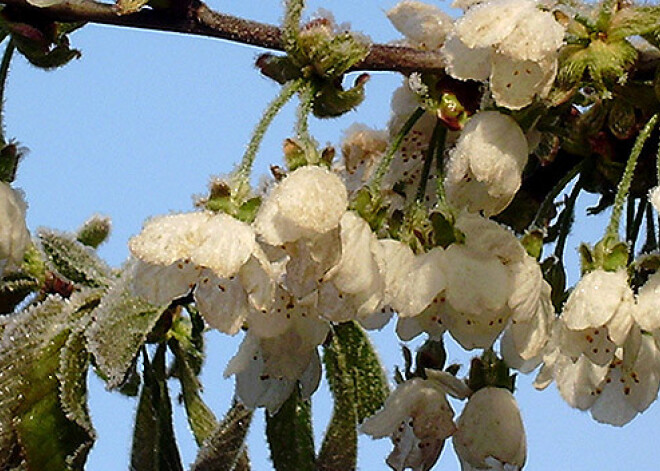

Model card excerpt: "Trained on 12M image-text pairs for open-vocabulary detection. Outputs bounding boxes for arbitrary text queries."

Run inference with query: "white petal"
[129,212,209,265]
[454,211,527,264]
[554,355,608,410]
[490,55,553,110]
[649,186,660,213]
[0,182,30,273]
[254,166,348,246]
[442,35,492,81]
[562,269,632,331]
[131,259,199,305]
[387,0,454,50]
[634,271,660,331]
[496,9,565,62]
[194,269,250,336]
[455,0,534,48]
[189,213,257,278]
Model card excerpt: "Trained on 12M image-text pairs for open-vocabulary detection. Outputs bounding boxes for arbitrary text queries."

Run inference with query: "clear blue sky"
[8,1,660,469]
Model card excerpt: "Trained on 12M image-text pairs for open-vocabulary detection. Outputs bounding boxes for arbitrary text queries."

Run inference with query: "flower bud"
[453,387,526,470]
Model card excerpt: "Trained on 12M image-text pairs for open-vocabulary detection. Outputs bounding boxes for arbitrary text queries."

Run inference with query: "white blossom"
[361,378,456,471]
[649,186,660,213]
[634,271,660,331]
[387,0,454,50]
[0,182,30,276]
[129,211,274,335]
[254,165,348,246]
[445,111,528,216]
[453,387,526,471]
[561,269,634,346]
[442,0,564,109]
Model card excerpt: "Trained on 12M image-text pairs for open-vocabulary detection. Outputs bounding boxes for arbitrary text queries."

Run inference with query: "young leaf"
[130,344,184,471]
[0,292,98,470]
[192,401,253,471]
[86,267,168,388]
[169,338,217,446]
[265,387,315,471]
[317,322,390,471]
[39,229,111,287]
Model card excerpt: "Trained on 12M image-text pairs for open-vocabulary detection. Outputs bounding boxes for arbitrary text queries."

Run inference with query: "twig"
[0,0,445,74]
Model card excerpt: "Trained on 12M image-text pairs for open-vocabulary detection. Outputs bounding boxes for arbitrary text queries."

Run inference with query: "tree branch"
[0,0,445,74]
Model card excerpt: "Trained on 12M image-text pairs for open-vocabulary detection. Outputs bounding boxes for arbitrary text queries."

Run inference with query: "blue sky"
[8,1,660,469]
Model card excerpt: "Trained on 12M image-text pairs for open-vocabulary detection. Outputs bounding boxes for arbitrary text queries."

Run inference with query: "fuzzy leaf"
[318,322,389,471]
[170,338,217,446]
[0,272,40,314]
[130,344,183,471]
[192,401,253,471]
[86,268,168,388]
[0,293,98,470]
[559,39,637,87]
[265,388,315,471]
[608,6,660,41]
[39,229,111,287]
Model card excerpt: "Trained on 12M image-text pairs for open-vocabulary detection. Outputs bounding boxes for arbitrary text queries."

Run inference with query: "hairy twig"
[0,0,445,74]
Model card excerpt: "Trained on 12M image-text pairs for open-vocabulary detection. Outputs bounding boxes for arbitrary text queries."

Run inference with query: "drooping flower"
[444,111,529,216]
[0,182,30,276]
[453,387,526,471]
[361,377,457,471]
[253,165,348,246]
[129,211,273,335]
[387,0,454,50]
[442,0,565,109]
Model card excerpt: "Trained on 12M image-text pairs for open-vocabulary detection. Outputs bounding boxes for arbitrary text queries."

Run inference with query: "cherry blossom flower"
[387,0,454,50]
[253,165,348,246]
[129,211,274,335]
[0,182,30,276]
[361,377,457,471]
[442,0,565,109]
[453,387,526,471]
[444,111,529,216]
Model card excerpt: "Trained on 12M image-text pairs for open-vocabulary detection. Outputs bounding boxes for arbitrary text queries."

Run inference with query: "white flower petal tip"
[254,166,348,246]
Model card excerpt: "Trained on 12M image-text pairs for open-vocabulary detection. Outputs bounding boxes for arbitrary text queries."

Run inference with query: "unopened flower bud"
[453,387,526,470]
[76,214,111,248]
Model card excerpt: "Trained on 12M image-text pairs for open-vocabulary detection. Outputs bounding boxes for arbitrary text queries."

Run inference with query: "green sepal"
[467,351,515,393]
[39,229,111,287]
[265,387,315,471]
[311,74,368,118]
[350,186,387,232]
[256,54,301,85]
[85,266,168,388]
[608,98,637,140]
[430,211,457,249]
[192,401,253,471]
[303,32,369,79]
[558,39,637,88]
[0,142,24,183]
[130,344,184,471]
[592,236,630,272]
[169,338,217,446]
[579,242,597,274]
[236,197,262,224]
[521,229,544,260]
[541,256,567,312]
[608,6,660,41]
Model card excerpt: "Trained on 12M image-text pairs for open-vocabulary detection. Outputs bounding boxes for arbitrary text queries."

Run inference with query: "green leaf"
[192,401,253,471]
[608,6,660,41]
[169,338,217,446]
[0,292,98,470]
[130,344,183,471]
[86,267,168,388]
[265,388,315,471]
[39,229,111,287]
[317,322,389,471]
